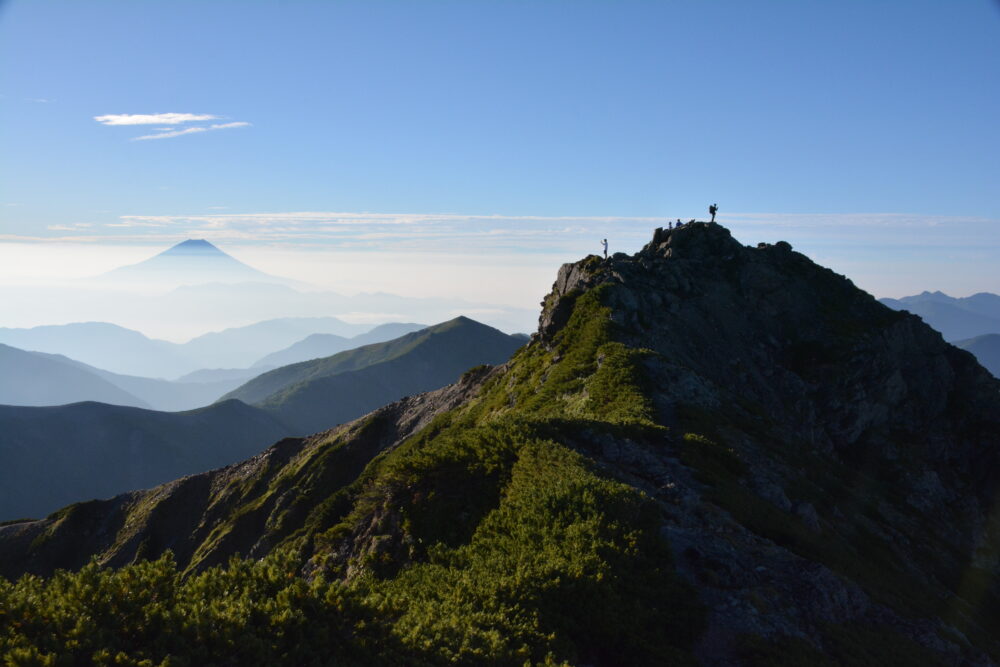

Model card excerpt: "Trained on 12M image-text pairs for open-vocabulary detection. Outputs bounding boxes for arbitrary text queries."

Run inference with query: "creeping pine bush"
[0,437,703,667]
[0,551,387,667]
[1,278,706,666]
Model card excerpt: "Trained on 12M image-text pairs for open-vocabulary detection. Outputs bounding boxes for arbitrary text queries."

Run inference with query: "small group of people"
[601,203,718,257]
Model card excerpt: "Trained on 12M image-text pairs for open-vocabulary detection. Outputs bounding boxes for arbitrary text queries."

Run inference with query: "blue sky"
[1,0,999,305]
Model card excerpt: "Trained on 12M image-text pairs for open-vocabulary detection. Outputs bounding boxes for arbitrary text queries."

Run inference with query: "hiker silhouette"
[601,238,608,259]
[709,203,718,223]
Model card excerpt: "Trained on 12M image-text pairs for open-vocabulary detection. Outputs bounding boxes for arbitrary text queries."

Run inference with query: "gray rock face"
[532,221,1000,662]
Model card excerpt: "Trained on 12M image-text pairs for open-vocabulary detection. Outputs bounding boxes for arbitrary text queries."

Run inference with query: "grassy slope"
[260,321,524,433]
[0,285,706,666]
[224,317,494,405]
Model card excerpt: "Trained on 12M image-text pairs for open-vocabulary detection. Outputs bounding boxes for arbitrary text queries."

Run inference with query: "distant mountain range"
[0,239,537,340]
[0,322,189,379]
[225,316,525,434]
[0,316,524,519]
[253,322,426,368]
[0,344,150,408]
[0,317,376,378]
[0,342,257,411]
[0,399,292,520]
[880,291,1000,341]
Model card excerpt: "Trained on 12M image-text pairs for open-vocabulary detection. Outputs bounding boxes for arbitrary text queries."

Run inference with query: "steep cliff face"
[3,222,999,665]
[535,223,1000,662]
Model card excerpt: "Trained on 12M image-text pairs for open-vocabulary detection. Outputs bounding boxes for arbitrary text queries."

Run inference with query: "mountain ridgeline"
[0,316,375,379]
[0,344,150,408]
[253,322,427,368]
[2,222,999,665]
[880,290,1000,342]
[224,316,525,434]
[0,317,522,521]
[0,319,437,411]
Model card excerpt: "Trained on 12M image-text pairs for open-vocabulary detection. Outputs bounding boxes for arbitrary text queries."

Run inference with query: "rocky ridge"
[2,221,999,665]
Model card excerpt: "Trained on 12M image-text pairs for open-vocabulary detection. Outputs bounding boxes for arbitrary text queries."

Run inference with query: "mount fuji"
[97,239,296,288]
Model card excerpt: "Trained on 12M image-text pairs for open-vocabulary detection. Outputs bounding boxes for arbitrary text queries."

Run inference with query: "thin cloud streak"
[132,121,251,141]
[133,127,208,141]
[93,113,218,126]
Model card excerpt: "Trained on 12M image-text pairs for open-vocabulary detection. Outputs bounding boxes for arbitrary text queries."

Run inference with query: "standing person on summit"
[601,238,608,260]
[709,203,718,223]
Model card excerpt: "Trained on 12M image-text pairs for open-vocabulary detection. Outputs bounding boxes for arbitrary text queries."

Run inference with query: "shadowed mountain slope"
[2,222,999,665]
[0,400,291,520]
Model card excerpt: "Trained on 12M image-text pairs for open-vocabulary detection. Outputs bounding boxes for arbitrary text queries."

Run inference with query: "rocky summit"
[2,221,999,666]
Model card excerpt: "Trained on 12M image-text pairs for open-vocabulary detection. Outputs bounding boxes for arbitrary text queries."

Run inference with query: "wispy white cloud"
[94,113,251,141]
[132,121,251,141]
[133,126,209,141]
[209,122,250,130]
[46,223,93,231]
[94,113,218,126]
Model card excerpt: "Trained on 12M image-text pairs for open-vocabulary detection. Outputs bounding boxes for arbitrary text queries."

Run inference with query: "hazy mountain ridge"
[0,316,376,378]
[955,333,1000,378]
[0,339,261,412]
[0,322,189,379]
[0,344,149,408]
[252,322,426,368]
[881,290,1000,341]
[0,344,243,412]
[3,223,999,664]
